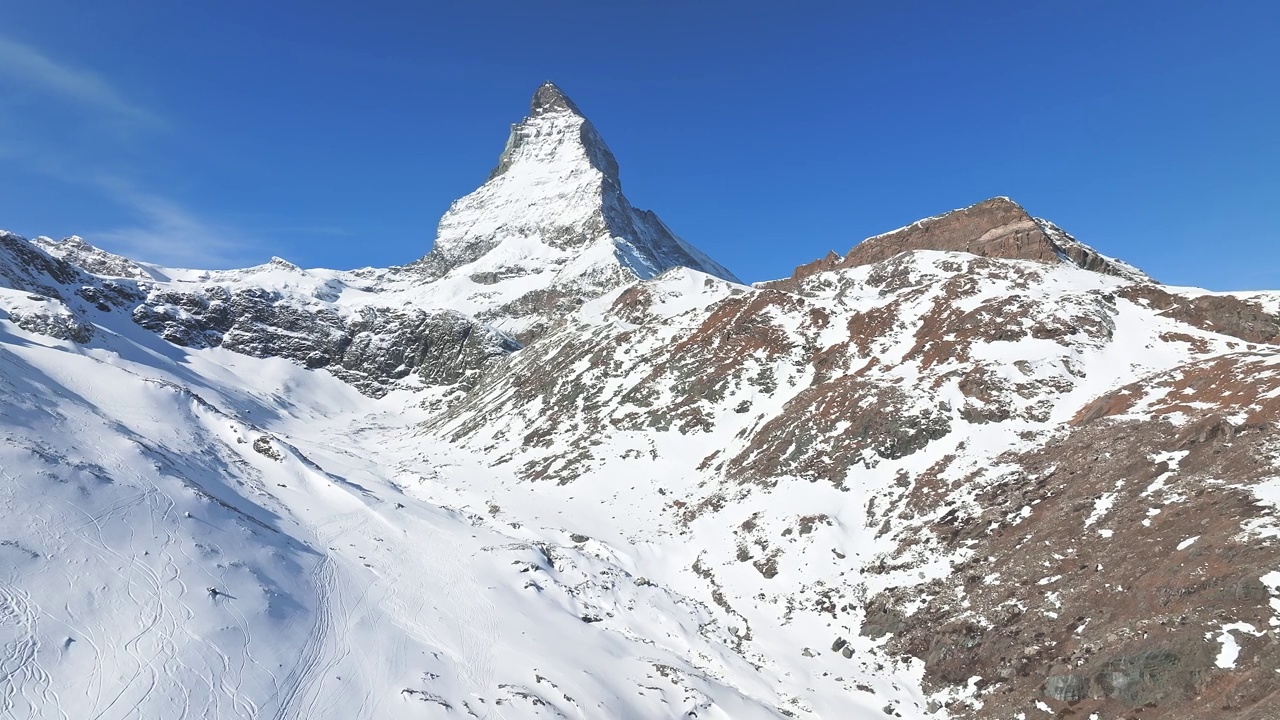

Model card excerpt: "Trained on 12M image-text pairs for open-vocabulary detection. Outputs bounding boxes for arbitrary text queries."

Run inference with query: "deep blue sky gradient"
[1,1,1276,288]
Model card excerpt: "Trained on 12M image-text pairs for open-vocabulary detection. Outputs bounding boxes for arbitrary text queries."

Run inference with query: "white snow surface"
[1212,622,1262,669]
[0,315,846,719]
[401,87,740,336]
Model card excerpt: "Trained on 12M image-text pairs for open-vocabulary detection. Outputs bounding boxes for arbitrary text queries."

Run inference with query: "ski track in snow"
[271,553,337,720]
[291,499,507,719]
[418,516,503,719]
[0,581,63,720]
[279,512,358,720]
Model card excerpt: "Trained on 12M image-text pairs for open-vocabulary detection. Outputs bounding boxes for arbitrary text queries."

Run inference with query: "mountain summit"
[778,197,1149,288]
[845,197,1148,280]
[529,80,586,118]
[410,82,739,339]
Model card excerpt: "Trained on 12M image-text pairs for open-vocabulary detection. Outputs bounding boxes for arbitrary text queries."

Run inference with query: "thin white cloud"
[88,179,262,269]
[0,35,162,127]
[0,38,263,268]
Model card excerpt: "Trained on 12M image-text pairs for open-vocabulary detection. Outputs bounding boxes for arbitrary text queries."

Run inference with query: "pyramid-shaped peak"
[530,81,584,117]
[408,83,740,340]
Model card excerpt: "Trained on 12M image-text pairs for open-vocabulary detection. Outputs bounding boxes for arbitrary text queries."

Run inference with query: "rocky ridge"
[772,197,1149,289]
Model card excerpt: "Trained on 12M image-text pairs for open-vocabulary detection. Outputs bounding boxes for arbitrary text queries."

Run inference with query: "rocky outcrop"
[32,235,154,280]
[431,246,1179,486]
[770,197,1148,291]
[0,231,87,298]
[418,220,1279,717]
[131,283,517,396]
[334,308,519,393]
[7,298,95,342]
[1117,284,1280,344]
[0,231,143,343]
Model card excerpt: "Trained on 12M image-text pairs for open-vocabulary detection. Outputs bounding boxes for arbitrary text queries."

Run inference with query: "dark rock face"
[847,197,1060,266]
[32,236,153,280]
[252,436,284,461]
[1044,673,1090,702]
[336,307,519,392]
[726,382,953,484]
[8,304,95,343]
[1118,284,1280,344]
[0,232,85,298]
[130,285,518,396]
[1093,646,1212,706]
[132,287,236,347]
[530,81,584,117]
[0,232,145,343]
[430,252,1131,488]
[0,230,519,395]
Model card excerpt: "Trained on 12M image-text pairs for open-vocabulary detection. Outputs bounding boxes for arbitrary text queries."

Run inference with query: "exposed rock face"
[60,82,739,392]
[0,231,143,343]
[0,231,517,395]
[0,231,86,296]
[771,197,1149,290]
[335,308,519,392]
[863,365,1280,718]
[32,235,154,280]
[423,227,1279,718]
[1117,284,1280,344]
[430,252,1163,487]
[131,281,517,397]
[7,299,95,342]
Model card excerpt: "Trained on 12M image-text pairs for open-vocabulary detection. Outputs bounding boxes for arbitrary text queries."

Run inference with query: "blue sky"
[0,1,1276,289]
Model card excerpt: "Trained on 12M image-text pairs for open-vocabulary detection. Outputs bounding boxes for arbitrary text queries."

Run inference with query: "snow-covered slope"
[0,249,821,719]
[2,84,1280,720]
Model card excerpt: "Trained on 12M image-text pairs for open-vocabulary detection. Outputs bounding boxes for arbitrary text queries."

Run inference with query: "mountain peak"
[30,234,154,280]
[409,83,740,340]
[842,197,1150,281]
[484,82,618,185]
[530,81,583,117]
[768,197,1151,291]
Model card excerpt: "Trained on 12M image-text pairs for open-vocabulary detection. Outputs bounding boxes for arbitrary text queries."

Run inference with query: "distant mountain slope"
[771,197,1149,290]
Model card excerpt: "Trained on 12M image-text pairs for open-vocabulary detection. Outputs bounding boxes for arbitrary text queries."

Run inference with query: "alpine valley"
[2,83,1279,720]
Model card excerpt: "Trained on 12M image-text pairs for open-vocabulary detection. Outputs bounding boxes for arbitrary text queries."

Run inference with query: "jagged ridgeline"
[1,83,1279,720]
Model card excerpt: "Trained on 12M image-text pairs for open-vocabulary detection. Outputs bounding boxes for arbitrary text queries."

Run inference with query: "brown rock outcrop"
[765,197,1147,291]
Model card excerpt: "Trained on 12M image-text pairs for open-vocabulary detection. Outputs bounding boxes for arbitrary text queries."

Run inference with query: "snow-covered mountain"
[2,83,1279,719]
[407,81,740,341]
